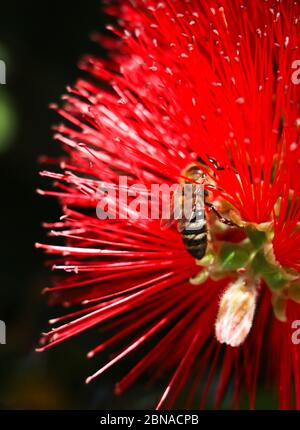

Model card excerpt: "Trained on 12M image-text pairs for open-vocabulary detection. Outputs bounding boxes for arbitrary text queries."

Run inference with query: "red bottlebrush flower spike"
[37,0,300,409]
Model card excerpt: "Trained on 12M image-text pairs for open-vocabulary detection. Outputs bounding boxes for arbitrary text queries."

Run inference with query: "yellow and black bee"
[161,157,236,260]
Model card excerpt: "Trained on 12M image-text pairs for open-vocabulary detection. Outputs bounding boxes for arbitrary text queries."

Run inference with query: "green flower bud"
[246,228,266,248]
[219,243,249,271]
[251,251,286,291]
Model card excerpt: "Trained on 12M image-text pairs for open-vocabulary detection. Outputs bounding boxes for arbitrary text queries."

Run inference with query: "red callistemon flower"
[36,0,300,409]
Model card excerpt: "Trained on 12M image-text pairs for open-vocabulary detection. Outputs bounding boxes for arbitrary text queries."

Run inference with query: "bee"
[161,157,236,260]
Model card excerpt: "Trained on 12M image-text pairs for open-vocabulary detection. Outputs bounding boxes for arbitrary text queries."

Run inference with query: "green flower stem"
[250,250,287,291]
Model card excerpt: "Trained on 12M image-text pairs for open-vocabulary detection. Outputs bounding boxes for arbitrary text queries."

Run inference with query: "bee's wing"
[160,184,183,231]
[179,184,205,231]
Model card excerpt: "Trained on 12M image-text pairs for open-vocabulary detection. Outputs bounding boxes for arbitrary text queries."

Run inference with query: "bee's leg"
[205,202,238,227]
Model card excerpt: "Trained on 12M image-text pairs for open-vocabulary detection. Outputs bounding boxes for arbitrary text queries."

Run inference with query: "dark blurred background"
[0,0,160,410]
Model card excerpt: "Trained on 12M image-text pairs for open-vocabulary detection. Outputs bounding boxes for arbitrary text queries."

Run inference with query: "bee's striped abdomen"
[182,219,207,260]
[179,163,208,260]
